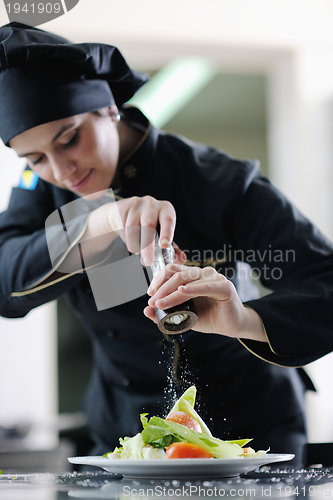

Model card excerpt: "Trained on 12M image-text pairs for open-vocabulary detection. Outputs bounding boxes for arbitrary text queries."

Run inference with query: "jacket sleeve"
[229,168,333,366]
[0,175,86,318]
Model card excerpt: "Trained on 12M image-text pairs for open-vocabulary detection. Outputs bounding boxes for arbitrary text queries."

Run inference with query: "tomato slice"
[166,442,214,459]
[166,411,202,433]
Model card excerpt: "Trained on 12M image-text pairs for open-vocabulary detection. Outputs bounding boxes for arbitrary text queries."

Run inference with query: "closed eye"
[32,155,45,166]
[61,130,80,149]
[30,129,80,166]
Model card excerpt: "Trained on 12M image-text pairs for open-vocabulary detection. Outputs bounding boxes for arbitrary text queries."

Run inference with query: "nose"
[50,157,77,182]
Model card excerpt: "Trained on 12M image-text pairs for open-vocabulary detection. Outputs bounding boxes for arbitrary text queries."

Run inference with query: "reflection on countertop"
[0,467,333,500]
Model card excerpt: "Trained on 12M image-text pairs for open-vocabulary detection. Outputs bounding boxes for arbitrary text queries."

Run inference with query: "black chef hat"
[0,22,149,145]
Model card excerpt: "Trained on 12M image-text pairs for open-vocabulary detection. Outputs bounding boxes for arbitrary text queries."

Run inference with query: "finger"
[112,200,132,246]
[148,264,218,297]
[154,277,232,310]
[158,202,176,248]
[123,201,143,255]
[140,225,157,267]
[105,202,126,248]
[173,243,187,264]
[179,276,231,301]
[148,266,205,306]
[148,268,225,307]
[146,249,187,295]
[143,305,157,323]
[125,225,141,254]
[147,263,186,296]
[140,203,161,266]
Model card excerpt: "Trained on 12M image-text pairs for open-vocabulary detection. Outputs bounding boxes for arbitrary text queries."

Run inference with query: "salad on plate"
[105,386,267,461]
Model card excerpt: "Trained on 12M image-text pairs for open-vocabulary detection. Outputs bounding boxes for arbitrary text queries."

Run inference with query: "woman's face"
[9,110,120,197]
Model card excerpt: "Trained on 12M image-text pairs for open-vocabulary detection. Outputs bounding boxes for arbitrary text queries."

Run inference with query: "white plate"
[68,454,294,479]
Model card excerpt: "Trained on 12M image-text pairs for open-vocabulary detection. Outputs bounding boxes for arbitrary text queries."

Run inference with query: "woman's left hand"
[144,264,267,342]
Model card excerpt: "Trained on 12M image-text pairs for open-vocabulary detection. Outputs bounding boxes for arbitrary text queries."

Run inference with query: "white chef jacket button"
[122,378,130,387]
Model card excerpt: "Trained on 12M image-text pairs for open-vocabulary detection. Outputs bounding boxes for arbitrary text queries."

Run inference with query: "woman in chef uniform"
[1,22,333,467]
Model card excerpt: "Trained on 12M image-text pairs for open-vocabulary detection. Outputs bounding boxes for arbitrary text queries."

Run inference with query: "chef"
[1,22,333,467]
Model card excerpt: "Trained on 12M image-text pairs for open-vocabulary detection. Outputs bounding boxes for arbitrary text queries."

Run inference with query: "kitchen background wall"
[1,0,333,457]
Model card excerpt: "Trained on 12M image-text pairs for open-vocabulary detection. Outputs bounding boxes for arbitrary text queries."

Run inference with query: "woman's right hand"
[83,195,180,266]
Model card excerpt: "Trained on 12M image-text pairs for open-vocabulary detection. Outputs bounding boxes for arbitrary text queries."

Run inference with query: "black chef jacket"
[1,108,333,465]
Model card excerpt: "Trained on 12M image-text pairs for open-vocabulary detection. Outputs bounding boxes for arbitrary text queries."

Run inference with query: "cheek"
[28,165,53,184]
[77,122,119,168]
[29,162,66,189]
[37,170,65,189]
[97,126,120,164]
[75,138,95,160]
[77,134,108,165]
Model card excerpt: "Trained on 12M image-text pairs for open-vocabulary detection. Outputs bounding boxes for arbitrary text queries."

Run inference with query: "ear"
[108,105,121,122]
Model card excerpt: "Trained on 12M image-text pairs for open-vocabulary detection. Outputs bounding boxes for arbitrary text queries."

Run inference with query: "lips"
[70,169,93,191]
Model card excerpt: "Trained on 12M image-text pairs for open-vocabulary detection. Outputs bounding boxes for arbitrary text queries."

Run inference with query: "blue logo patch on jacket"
[18,170,39,190]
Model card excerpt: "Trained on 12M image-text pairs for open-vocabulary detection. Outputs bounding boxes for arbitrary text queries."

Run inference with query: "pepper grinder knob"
[150,244,198,334]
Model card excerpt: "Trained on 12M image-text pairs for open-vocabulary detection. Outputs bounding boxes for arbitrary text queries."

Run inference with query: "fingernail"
[160,238,170,247]
[142,256,152,266]
[143,306,151,315]
[147,287,155,296]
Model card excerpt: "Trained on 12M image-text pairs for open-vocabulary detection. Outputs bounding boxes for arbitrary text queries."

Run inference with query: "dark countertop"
[1,467,333,500]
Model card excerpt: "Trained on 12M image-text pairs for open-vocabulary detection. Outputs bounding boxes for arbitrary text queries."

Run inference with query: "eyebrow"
[17,123,76,157]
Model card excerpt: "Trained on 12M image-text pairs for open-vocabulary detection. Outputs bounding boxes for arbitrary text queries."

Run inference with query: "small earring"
[112,113,121,122]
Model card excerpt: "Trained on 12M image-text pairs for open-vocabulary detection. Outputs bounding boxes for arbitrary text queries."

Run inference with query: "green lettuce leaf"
[142,416,244,458]
[227,438,252,447]
[167,385,212,436]
[140,413,149,428]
